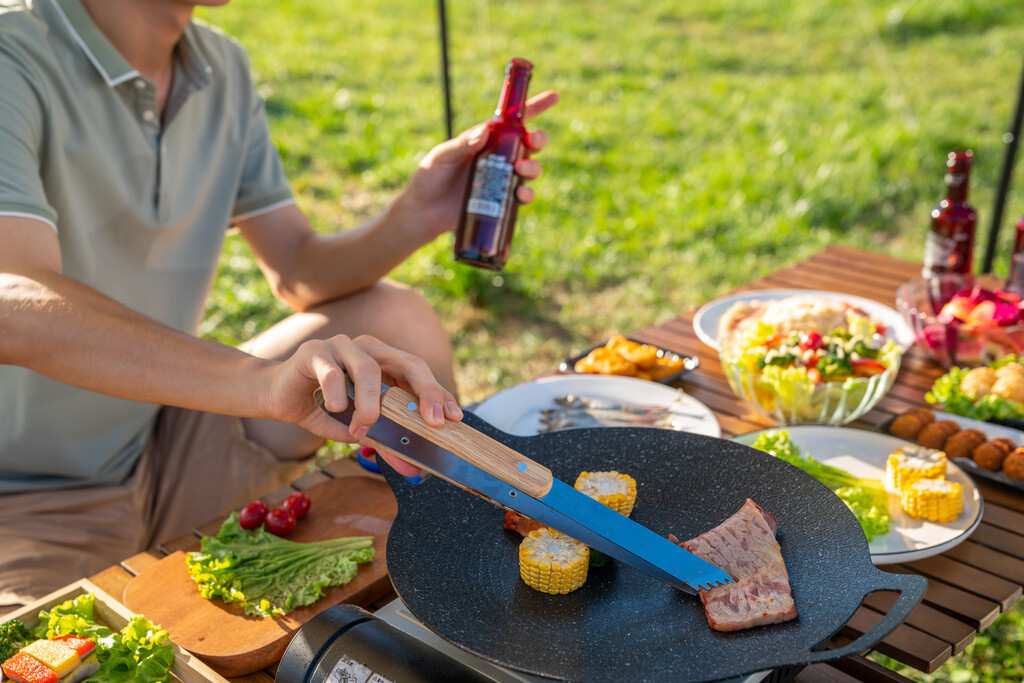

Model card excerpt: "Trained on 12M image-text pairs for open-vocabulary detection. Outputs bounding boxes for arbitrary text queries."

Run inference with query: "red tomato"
[799,331,824,352]
[807,367,823,384]
[359,446,377,459]
[265,507,297,536]
[283,492,312,519]
[239,500,269,530]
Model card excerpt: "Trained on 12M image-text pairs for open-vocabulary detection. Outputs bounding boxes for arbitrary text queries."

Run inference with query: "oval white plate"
[472,375,721,438]
[693,288,915,352]
[733,425,983,565]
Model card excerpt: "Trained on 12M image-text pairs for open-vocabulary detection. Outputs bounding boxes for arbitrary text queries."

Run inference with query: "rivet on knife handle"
[379,386,553,499]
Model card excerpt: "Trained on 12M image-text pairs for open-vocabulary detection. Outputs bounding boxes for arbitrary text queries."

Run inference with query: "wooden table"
[88,245,1024,683]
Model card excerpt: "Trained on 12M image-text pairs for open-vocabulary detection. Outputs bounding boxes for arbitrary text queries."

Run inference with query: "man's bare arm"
[0,216,459,441]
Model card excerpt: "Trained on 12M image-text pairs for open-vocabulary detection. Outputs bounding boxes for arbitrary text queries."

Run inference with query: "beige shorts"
[0,407,306,613]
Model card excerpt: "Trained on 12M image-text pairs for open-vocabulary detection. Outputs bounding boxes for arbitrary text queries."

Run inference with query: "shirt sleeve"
[0,47,57,230]
[231,83,295,221]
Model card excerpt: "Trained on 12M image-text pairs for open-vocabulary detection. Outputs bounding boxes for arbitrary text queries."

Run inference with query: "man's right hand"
[258,333,462,475]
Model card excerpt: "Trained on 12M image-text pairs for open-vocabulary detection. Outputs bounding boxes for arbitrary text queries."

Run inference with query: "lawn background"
[196,1,1024,679]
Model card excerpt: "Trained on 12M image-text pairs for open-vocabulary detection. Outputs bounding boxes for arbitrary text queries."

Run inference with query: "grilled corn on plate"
[900,478,964,523]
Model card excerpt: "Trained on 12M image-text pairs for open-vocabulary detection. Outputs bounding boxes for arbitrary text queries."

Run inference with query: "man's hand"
[398,90,561,242]
[258,334,462,476]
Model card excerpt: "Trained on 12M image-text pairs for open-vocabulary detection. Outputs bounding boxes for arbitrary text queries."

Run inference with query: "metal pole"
[982,49,1024,273]
[438,0,453,139]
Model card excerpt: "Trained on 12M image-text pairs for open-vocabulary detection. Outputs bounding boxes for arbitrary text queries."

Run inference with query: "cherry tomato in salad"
[282,491,312,519]
[359,446,377,459]
[265,507,297,536]
[807,367,823,384]
[239,500,269,530]
[798,331,824,352]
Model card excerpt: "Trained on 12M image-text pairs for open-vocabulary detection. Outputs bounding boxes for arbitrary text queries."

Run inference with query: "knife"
[313,384,734,594]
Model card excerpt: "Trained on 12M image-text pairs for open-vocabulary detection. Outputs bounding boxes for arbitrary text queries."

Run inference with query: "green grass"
[195,0,1024,678]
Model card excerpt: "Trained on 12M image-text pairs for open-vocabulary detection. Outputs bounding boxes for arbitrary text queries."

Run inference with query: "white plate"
[472,375,721,438]
[693,288,915,352]
[733,425,983,565]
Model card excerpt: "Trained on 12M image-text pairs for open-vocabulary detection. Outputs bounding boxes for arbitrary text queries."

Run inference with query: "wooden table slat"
[970,522,1024,560]
[943,540,1024,585]
[121,550,162,577]
[862,592,976,655]
[902,555,1022,610]
[838,606,951,673]
[883,565,1001,630]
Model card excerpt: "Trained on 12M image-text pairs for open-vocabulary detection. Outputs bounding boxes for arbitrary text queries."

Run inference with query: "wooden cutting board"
[123,475,397,677]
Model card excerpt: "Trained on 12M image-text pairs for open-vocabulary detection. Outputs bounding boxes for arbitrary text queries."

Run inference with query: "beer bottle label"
[466,153,515,219]
[922,231,957,276]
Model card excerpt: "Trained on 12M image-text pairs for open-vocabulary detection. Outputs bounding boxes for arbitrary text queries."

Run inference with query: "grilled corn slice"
[900,478,964,523]
[519,529,589,594]
[885,445,946,493]
[574,470,637,516]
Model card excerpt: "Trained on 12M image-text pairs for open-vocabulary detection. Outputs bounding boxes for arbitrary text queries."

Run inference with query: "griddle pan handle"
[802,569,928,663]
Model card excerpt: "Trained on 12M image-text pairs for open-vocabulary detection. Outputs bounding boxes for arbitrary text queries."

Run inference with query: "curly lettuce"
[927,356,1024,421]
[34,593,174,683]
[187,512,374,618]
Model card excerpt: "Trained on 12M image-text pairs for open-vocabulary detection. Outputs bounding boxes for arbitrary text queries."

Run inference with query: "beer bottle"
[454,58,533,271]
[922,150,978,277]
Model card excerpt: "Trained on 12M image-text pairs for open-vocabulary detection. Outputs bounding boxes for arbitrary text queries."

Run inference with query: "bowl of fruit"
[895,274,1024,368]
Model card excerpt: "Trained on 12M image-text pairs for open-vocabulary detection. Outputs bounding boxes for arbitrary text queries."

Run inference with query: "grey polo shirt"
[0,0,295,491]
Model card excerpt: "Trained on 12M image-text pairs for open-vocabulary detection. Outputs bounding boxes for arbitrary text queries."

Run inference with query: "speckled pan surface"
[381,413,926,682]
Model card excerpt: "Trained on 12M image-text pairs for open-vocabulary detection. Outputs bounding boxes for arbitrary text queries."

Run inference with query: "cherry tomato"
[359,446,377,459]
[807,367,823,384]
[265,507,297,536]
[798,331,824,352]
[239,500,269,530]
[282,491,312,519]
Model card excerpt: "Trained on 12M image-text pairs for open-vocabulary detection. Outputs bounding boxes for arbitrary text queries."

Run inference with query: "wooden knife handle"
[379,386,553,498]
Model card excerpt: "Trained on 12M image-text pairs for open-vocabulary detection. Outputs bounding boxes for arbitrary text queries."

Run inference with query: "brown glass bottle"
[922,150,978,277]
[454,58,533,270]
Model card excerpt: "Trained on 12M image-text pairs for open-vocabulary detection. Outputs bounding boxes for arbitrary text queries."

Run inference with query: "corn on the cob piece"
[519,529,589,594]
[884,445,946,493]
[574,470,637,516]
[900,478,964,523]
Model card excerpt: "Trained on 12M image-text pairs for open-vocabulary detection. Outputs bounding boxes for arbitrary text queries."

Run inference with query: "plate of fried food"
[558,335,699,384]
[883,406,1024,493]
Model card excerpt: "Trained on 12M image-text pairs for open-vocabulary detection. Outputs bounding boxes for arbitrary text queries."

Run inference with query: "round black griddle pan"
[380,413,927,682]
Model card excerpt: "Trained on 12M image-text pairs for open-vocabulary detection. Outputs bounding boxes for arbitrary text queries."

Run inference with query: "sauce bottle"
[454,58,533,270]
[922,150,978,277]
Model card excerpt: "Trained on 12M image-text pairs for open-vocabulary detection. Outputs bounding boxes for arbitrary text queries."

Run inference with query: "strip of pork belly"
[676,498,798,632]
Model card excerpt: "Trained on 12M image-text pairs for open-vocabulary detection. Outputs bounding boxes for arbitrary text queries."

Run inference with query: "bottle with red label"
[454,58,533,271]
[1006,216,1024,295]
[922,150,978,277]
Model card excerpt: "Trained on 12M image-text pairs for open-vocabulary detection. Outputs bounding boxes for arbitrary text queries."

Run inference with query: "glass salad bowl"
[720,350,902,426]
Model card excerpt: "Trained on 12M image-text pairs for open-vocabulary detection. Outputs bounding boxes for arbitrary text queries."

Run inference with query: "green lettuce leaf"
[751,430,892,541]
[186,512,374,618]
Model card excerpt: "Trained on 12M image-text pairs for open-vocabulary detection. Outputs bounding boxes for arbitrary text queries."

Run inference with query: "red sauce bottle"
[922,150,978,277]
[454,58,533,271]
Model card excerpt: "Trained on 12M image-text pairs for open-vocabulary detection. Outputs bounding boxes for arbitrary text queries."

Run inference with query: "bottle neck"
[945,170,970,203]
[495,59,532,123]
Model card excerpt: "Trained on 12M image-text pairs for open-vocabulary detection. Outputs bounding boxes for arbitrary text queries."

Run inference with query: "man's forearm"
[0,269,272,416]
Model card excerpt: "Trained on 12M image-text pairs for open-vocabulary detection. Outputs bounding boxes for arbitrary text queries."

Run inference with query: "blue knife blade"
[314,386,734,593]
